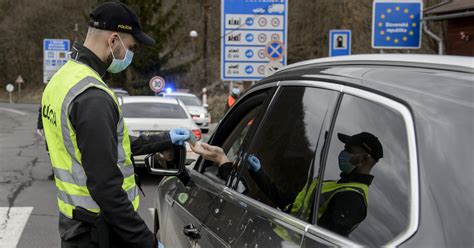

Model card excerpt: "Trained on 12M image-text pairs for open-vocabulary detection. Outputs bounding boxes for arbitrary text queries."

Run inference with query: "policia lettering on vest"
[41,2,190,248]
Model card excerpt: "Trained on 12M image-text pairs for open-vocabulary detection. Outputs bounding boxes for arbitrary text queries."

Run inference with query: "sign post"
[372,0,423,50]
[149,76,166,95]
[6,84,14,104]
[43,39,70,84]
[15,75,24,99]
[329,30,352,57]
[221,0,288,81]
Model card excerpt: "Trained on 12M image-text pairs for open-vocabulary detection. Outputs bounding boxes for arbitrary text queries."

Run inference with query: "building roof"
[425,0,474,15]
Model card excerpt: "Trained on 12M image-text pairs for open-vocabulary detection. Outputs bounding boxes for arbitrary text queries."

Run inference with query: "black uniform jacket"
[217,162,373,237]
[59,43,172,248]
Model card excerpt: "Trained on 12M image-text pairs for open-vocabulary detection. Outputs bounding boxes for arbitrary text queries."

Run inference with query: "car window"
[199,89,272,184]
[121,102,187,119]
[174,95,202,106]
[316,94,410,246]
[222,107,260,162]
[238,86,339,217]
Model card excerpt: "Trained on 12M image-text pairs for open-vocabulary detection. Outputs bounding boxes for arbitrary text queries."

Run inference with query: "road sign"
[266,40,284,61]
[6,84,14,93]
[221,0,288,81]
[149,76,166,93]
[43,39,70,84]
[15,75,24,84]
[264,61,283,77]
[329,30,351,57]
[372,0,423,49]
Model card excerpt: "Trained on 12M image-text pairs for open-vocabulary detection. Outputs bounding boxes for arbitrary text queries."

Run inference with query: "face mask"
[338,150,356,173]
[232,88,241,95]
[107,36,134,74]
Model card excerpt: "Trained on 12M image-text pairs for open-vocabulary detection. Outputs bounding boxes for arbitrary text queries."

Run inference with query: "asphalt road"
[0,102,213,248]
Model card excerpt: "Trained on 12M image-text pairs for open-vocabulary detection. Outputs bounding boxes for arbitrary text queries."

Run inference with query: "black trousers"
[61,231,97,248]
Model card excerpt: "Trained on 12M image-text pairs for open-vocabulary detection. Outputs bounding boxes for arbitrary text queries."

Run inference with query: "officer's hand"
[247,154,261,172]
[190,143,229,166]
[36,129,44,137]
[169,128,190,145]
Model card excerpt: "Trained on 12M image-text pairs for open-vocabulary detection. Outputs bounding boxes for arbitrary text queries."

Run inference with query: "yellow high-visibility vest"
[41,59,139,218]
[274,179,368,242]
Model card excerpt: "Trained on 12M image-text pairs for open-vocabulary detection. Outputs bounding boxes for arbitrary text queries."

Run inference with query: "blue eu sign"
[372,0,423,49]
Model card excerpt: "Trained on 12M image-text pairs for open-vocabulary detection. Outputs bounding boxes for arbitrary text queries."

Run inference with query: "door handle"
[183,224,201,240]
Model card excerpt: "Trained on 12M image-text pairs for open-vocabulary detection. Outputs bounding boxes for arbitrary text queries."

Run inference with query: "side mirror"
[203,103,209,109]
[145,145,186,176]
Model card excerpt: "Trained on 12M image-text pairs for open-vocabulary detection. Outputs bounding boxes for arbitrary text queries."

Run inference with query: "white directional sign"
[149,76,166,93]
[221,0,288,81]
[43,39,70,84]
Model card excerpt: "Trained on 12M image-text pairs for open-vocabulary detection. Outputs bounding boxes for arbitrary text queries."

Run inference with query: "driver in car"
[190,132,383,237]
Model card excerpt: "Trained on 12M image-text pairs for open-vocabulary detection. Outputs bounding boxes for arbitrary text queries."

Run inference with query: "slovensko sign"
[372,0,423,49]
[221,0,288,81]
[329,30,351,57]
[43,39,70,83]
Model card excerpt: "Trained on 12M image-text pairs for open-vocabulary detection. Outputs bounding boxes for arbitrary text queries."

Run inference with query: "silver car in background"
[161,92,211,133]
[119,96,201,166]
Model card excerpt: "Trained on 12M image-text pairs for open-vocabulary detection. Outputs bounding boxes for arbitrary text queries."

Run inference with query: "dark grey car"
[146,54,474,247]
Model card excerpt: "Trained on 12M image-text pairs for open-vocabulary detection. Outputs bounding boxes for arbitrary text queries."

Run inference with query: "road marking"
[0,207,33,248]
[0,107,28,116]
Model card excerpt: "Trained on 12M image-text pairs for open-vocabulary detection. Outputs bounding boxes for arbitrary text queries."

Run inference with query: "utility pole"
[202,0,209,86]
[74,23,79,43]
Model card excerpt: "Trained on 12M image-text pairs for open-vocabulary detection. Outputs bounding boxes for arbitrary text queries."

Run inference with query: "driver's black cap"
[89,1,155,46]
[338,132,384,162]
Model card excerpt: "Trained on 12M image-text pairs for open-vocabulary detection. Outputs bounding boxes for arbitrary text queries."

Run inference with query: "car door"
[301,83,418,247]
[159,85,277,247]
[203,83,342,247]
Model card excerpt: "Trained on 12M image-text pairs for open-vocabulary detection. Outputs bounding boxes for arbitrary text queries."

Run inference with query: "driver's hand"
[190,143,229,166]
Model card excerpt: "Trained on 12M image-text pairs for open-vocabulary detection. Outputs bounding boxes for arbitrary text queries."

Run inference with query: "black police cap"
[338,132,384,162]
[89,1,155,46]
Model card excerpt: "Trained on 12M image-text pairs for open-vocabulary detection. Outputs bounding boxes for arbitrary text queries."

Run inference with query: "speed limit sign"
[6,84,14,93]
[149,76,166,93]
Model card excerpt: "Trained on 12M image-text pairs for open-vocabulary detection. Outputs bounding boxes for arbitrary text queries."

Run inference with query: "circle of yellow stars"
[378,5,417,44]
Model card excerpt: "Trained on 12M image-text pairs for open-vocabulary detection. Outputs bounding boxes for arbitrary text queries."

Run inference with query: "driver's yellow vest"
[41,59,139,218]
[274,179,368,242]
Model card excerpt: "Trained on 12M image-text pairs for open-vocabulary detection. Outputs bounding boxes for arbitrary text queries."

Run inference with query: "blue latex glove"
[158,240,165,248]
[247,154,261,172]
[169,128,190,146]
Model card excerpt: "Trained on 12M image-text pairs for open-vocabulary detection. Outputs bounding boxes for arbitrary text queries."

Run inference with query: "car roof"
[111,88,129,93]
[277,54,474,74]
[163,92,198,97]
[120,96,179,104]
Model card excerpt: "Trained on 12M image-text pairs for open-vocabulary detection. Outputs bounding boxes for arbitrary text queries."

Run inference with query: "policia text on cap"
[41,2,189,248]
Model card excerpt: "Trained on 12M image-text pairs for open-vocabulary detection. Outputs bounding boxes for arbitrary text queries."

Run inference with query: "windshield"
[121,102,188,119]
[171,95,202,106]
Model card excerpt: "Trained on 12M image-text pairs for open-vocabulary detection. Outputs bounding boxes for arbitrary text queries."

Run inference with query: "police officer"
[41,2,189,247]
[225,83,242,112]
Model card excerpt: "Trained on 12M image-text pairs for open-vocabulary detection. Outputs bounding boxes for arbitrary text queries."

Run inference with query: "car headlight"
[199,113,206,118]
